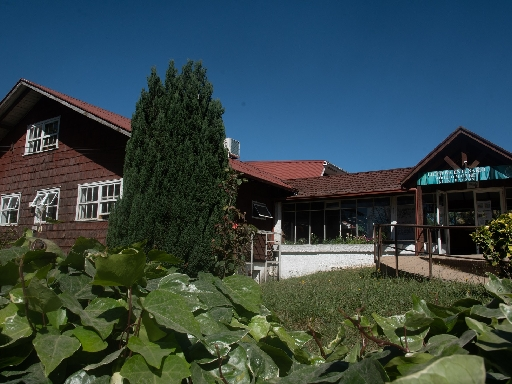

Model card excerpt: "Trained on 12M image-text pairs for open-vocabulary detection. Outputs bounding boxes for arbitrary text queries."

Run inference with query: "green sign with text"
[417,165,512,185]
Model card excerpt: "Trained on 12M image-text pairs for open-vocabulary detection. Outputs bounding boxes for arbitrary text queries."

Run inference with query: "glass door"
[447,191,475,255]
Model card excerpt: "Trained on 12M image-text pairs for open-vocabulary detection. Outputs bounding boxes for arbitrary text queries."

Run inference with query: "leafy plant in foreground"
[1,231,512,383]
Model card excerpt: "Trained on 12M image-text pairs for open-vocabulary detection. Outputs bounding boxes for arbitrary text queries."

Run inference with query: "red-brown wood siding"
[0,97,128,251]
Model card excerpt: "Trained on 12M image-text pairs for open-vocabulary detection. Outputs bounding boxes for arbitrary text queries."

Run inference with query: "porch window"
[0,193,21,225]
[76,180,122,221]
[30,188,59,223]
[25,117,60,154]
[507,188,512,212]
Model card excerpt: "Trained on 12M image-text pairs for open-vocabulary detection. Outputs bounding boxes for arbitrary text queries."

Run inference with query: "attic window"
[252,201,273,219]
[25,116,60,154]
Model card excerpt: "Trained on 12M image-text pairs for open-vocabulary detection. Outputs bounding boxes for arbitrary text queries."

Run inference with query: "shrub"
[471,212,512,278]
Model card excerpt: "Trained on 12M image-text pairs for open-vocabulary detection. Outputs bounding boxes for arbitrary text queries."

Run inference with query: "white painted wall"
[278,243,414,279]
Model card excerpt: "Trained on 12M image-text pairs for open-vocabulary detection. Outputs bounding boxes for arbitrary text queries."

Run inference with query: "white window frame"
[1,193,21,225]
[76,179,123,221]
[252,201,273,220]
[24,116,60,155]
[29,188,60,224]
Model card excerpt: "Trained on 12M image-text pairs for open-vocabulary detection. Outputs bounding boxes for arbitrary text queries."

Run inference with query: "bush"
[471,212,512,278]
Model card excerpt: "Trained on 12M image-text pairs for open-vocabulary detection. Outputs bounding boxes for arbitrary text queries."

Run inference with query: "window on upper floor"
[1,193,21,225]
[25,116,60,154]
[76,179,122,221]
[30,188,60,224]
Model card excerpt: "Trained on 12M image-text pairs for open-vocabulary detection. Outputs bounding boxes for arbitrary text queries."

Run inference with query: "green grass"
[261,267,491,354]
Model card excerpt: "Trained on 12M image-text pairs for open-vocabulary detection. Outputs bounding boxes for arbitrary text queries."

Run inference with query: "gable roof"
[229,159,295,191]
[400,127,512,188]
[286,167,412,199]
[247,160,346,180]
[0,79,131,142]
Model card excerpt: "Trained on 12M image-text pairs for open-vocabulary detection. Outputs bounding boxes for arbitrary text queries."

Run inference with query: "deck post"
[428,228,433,279]
[394,225,399,277]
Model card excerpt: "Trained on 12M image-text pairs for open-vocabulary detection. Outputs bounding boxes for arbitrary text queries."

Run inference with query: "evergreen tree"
[107,61,229,276]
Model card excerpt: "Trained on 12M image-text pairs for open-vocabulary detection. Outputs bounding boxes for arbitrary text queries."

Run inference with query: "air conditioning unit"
[224,138,240,158]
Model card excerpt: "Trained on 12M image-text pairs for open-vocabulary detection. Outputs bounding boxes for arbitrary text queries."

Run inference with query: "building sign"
[417,165,512,186]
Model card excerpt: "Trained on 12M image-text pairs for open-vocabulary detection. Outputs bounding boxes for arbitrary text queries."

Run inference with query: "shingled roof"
[0,79,131,142]
[285,167,413,199]
[247,160,345,180]
[229,159,295,191]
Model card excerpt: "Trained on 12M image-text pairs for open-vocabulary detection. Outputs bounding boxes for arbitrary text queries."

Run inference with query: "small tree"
[471,212,512,278]
[107,61,229,276]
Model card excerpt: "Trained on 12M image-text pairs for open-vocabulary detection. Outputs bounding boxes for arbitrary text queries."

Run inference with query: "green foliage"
[471,212,512,278]
[107,60,229,276]
[212,169,258,277]
[4,233,512,383]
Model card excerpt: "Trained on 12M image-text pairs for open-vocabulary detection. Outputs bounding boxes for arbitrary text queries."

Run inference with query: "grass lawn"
[261,267,492,354]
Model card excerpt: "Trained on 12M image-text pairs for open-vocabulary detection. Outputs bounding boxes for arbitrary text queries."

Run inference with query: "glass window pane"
[310,210,324,242]
[325,209,340,240]
[296,211,309,244]
[282,211,295,243]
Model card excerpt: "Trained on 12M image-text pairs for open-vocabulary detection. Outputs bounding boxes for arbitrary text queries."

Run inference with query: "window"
[76,180,122,221]
[30,188,60,223]
[25,117,60,154]
[252,201,273,219]
[1,193,21,225]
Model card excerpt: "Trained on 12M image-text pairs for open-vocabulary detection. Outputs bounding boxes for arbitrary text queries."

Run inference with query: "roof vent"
[224,138,240,159]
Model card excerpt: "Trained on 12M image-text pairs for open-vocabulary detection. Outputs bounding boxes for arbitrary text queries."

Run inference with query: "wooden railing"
[373,223,480,279]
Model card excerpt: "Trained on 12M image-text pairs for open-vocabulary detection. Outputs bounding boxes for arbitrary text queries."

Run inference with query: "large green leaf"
[194,280,232,308]
[196,311,231,336]
[216,275,262,314]
[0,304,33,347]
[71,326,108,352]
[92,248,146,287]
[25,278,62,314]
[127,336,176,369]
[63,369,110,384]
[258,341,293,375]
[239,342,279,381]
[202,329,249,357]
[158,273,206,312]
[81,298,127,339]
[393,355,485,384]
[147,249,182,264]
[32,332,81,376]
[470,305,505,319]
[248,315,271,342]
[143,289,202,339]
[61,237,105,270]
[0,246,28,266]
[58,273,96,300]
[141,311,167,342]
[47,308,68,331]
[373,313,429,352]
[120,354,190,384]
[271,325,311,363]
[189,362,218,384]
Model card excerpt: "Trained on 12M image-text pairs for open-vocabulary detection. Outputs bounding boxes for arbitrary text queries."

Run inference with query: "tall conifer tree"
[107,61,229,275]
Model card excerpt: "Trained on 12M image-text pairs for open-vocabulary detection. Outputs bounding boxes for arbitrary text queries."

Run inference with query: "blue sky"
[1,1,511,172]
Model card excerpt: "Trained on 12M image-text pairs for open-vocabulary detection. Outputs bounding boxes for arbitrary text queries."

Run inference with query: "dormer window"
[25,117,60,154]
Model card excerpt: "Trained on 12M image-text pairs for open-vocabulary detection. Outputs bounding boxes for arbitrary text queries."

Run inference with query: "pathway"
[378,254,493,284]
